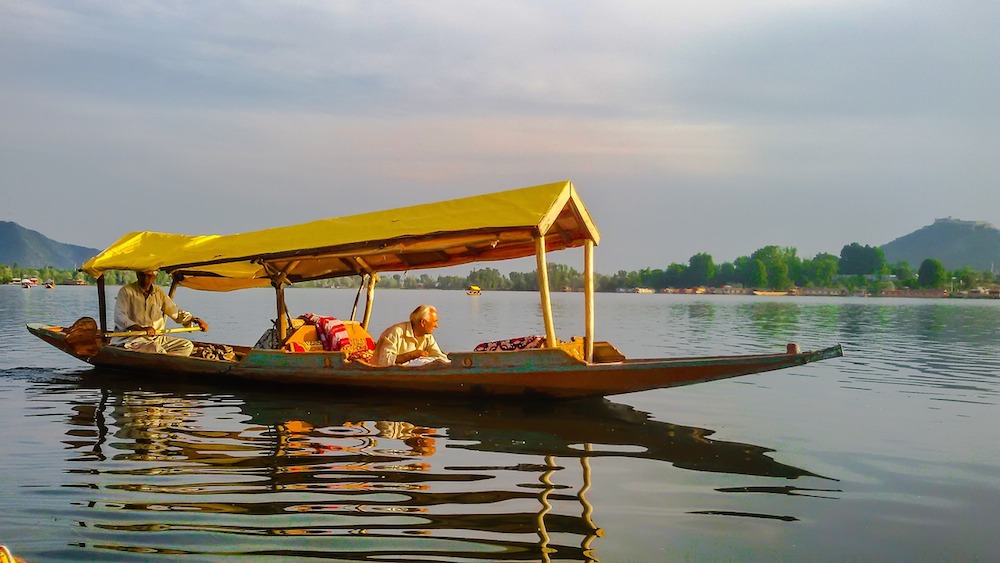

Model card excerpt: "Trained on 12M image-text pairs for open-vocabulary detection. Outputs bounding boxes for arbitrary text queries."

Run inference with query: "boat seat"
[557,338,626,363]
[284,316,375,362]
[284,324,323,352]
[592,341,627,363]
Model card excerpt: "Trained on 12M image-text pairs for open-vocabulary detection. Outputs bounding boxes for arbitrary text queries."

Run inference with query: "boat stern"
[26,323,96,363]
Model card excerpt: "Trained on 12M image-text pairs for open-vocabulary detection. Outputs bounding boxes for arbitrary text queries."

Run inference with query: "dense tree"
[435,275,468,290]
[744,259,768,288]
[891,261,916,288]
[467,268,508,290]
[802,253,838,288]
[917,258,947,288]
[770,261,792,290]
[608,269,641,290]
[636,267,667,289]
[728,256,754,287]
[545,263,583,291]
[750,246,797,289]
[596,273,616,292]
[686,253,715,287]
[839,243,886,275]
[955,267,979,290]
[508,271,538,291]
[714,262,739,286]
[664,263,685,288]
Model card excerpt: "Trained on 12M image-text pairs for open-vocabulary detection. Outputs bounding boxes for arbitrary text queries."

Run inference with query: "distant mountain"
[0,221,100,269]
[881,218,1000,272]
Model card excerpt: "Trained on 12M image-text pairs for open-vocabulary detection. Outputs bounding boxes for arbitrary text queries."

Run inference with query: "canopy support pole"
[276,283,288,341]
[535,236,557,347]
[584,240,595,363]
[264,261,299,342]
[362,273,377,332]
[167,277,180,299]
[352,258,378,332]
[97,275,108,334]
[350,275,365,321]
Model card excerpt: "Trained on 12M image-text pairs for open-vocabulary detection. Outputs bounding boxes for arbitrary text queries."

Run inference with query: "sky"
[1,1,997,275]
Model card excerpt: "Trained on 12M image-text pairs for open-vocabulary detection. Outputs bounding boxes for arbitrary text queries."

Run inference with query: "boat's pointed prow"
[816,343,844,360]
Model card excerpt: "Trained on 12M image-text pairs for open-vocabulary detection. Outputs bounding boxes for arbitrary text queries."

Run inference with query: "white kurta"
[113,282,197,355]
[374,321,448,366]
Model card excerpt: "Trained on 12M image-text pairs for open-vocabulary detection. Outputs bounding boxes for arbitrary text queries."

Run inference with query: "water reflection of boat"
[243,394,821,480]
[54,371,831,560]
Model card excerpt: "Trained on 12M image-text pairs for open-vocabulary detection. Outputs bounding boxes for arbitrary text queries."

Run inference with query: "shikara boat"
[27,180,843,399]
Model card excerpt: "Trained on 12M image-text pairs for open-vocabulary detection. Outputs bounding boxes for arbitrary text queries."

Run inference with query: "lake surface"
[1,284,998,561]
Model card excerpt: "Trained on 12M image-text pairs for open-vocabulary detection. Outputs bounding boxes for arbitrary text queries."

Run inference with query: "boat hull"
[28,323,843,399]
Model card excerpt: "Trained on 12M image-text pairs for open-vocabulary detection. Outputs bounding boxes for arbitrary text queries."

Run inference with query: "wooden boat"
[27,181,842,399]
[466,285,481,295]
[752,290,789,296]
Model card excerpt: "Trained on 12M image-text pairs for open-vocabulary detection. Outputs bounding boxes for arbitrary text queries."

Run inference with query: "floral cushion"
[473,335,546,352]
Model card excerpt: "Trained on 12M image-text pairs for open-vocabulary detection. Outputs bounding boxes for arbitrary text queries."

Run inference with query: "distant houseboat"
[965,287,1000,299]
[466,285,481,296]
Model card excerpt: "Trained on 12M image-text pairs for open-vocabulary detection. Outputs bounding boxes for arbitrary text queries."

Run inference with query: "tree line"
[2,243,997,293]
[287,243,1000,293]
[0,263,138,286]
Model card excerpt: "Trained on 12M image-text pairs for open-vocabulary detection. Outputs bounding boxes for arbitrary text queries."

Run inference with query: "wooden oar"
[64,317,204,357]
[105,326,204,337]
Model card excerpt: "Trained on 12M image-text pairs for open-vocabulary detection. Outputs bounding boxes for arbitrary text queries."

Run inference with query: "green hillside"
[881,218,1000,272]
[0,221,100,270]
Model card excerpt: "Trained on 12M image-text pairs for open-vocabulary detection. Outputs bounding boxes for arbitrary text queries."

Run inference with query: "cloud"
[671,2,999,121]
[1,1,997,272]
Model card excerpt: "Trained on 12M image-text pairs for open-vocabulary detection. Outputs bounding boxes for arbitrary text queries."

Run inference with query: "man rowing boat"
[113,269,209,356]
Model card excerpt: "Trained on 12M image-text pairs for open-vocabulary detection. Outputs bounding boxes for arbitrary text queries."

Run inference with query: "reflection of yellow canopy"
[81,181,600,292]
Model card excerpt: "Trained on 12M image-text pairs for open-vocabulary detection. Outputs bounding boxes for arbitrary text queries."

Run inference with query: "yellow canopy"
[82,180,600,291]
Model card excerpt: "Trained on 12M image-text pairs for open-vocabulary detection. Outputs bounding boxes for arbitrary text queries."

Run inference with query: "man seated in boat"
[374,305,449,366]
[113,269,209,356]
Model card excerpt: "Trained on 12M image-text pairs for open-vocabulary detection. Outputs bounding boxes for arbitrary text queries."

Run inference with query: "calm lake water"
[2,284,999,561]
